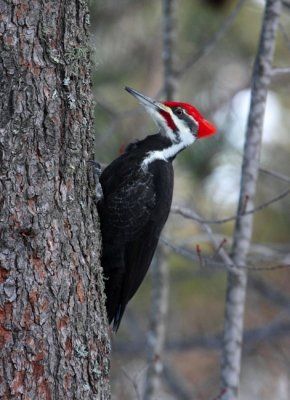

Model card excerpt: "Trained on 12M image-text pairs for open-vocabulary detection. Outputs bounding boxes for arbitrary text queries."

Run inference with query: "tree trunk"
[0,1,111,399]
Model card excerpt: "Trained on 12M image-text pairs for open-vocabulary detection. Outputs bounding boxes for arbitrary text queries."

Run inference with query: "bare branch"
[279,21,290,52]
[171,187,290,225]
[247,263,290,271]
[281,0,290,9]
[174,233,289,263]
[249,276,290,309]
[116,318,290,354]
[161,236,290,273]
[270,66,290,76]
[212,388,227,400]
[121,366,144,400]
[259,167,290,183]
[181,208,237,273]
[162,364,194,400]
[160,236,228,270]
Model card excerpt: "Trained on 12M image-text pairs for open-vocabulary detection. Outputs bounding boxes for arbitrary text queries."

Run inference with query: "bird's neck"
[141,140,187,169]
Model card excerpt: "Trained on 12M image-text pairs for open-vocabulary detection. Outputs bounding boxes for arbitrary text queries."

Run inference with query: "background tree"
[221,1,282,398]
[0,1,110,399]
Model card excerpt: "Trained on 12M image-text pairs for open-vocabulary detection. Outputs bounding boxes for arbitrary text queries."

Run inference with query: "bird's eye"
[176,108,184,116]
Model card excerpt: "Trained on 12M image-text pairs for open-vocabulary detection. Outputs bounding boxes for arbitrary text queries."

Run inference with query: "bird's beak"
[125,86,216,139]
[125,87,170,113]
[197,118,216,139]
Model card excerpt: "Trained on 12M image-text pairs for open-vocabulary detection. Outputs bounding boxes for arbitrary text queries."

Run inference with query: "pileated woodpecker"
[97,87,216,331]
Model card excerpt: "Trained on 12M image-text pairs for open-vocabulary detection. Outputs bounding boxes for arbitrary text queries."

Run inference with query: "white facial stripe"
[141,106,199,168]
[149,107,176,142]
[171,114,199,145]
[141,133,196,169]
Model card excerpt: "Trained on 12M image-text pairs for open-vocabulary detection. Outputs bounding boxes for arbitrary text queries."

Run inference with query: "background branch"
[171,186,290,225]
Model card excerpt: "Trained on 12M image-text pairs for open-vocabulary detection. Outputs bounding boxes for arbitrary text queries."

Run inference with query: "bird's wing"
[98,157,173,330]
[112,225,160,331]
[99,166,158,329]
[125,225,160,300]
[100,168,156,239]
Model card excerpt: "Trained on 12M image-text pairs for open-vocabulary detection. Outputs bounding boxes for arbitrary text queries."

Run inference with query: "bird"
[97,87,216,331]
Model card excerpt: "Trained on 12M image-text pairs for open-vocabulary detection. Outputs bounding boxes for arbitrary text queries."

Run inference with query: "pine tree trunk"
[0,1,111,399]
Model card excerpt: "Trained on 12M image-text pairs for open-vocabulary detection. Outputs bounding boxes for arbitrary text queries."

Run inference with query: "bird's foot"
[88,160,104,202]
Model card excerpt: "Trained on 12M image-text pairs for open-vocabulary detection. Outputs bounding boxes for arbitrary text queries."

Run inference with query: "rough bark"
[0,1,110,399]
[220,1,281,399]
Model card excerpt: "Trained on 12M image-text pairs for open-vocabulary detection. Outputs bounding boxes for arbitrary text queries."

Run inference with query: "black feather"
[98,134,174,330]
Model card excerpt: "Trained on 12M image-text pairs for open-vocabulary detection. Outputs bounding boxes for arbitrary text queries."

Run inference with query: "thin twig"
[248,263,290,271]
[171,186,290,225]
[161,236,290,273]
[259,167,290,183]
[212,388,227,400]
[116,319,290,354]
[214,238,228,257]
[176,234,289,261]
[271,66,290,76]
[249,276,290,309]
[183,208,237,272]
[162,364,194,400]
[160,236,228,270]
[279,21,290,52]
[121,366,144,400]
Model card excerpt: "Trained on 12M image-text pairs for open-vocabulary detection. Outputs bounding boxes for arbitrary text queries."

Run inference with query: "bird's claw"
[88,160,104,202]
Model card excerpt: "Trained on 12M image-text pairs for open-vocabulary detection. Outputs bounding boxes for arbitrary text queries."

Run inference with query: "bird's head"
[125,87,216,147]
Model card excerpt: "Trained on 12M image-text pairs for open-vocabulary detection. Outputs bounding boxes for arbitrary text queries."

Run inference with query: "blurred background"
[89,0,290,398]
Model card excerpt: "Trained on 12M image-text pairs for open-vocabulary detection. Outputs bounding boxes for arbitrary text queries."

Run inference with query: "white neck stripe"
[141,106,198,169]
[141,138,195,169]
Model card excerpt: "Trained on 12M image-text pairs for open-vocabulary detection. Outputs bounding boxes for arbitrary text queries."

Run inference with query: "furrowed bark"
[0,1,110,399]
[220,1,282,399]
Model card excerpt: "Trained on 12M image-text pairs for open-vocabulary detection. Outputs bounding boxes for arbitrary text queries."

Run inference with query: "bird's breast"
[148,159,174,223]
